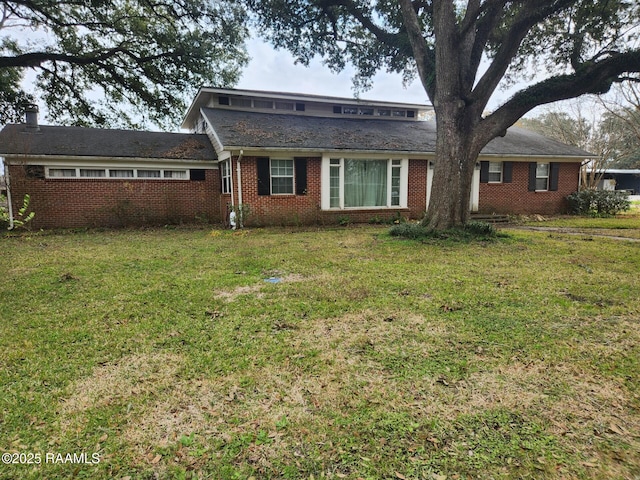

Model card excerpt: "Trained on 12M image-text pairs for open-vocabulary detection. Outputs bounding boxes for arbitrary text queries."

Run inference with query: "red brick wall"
[408,159,427,218]
[231,156,424,226]
[237,156,322,226]
[7,164,221,229]
[478,161,580,215]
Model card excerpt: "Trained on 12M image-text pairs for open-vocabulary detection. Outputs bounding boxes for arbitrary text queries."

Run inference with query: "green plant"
[567,189,631,216]
[0,193,35,230]
[463,220,497,237]
[389,222,428,239]
[232,203,251,228]
[337,215,351,226]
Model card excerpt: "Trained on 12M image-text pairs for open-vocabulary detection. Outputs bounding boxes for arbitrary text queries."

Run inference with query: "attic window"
[407,110,415,118]
[392,110,406,117]
[254,99,274,109]
[343,106,358,115]
[218,96,230,105]
[333,106,342,114]
[359,107,374,115]
[275,101,294,110]
[378,109,391,117]
[295,103,305,111]
[231,97,252,108]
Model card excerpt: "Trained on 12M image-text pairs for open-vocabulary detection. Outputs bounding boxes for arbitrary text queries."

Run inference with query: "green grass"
[1,225,639,479]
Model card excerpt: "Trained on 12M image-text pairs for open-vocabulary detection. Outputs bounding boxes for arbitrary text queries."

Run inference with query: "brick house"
[0,89,593,229]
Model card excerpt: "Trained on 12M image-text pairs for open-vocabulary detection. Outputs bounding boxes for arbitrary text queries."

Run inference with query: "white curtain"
[344,160,387,207]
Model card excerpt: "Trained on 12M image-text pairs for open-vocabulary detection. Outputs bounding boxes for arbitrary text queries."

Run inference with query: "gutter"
[3,158,14,230]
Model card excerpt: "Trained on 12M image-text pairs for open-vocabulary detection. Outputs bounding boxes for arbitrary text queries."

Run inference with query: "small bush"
[464,221,497,237]
[567,190,631,216]
[0,194,35,230]
[389,222,428,239]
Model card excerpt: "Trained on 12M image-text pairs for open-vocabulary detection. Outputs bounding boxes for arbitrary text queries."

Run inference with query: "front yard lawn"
[0,225,638,479]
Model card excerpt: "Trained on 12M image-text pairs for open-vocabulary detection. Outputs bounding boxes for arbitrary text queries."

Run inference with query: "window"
[391,160,401,206]
[163,170,187,179]
[138,170,161,178]
[342,106,358,115]
[275,101,294,111]
[230,97,252,108]
[80,169,106,178]
[221,160,231,194]
[330,159,340,208]
[254,99,274,109]
[488,162,502,183]
[536,163,550,191]
[109,169,134,178]
[324,157,407,209]
[46,167,189,180]
[270,159,294,194]
[359,107,374,115]
[378,109,391,117]
[392,109,406,117]
[48,168,76,178]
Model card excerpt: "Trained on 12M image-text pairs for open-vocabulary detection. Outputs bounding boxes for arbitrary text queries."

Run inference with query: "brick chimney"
[24,103,40,131]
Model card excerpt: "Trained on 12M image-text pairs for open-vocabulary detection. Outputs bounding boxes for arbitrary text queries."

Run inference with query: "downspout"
[236,150,244,227]
[3,159,14,230]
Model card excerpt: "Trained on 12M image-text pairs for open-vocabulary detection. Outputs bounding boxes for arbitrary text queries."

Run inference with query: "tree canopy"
[0,0,248,129]
[247,0,640,228]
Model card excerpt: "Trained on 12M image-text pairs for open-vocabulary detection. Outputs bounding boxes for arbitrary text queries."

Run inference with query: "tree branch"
[397,0,436,100]
[470,0,576,112]
[481,49,640,143]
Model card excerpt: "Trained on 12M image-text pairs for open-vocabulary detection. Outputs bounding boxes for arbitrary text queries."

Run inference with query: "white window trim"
[536,163,550,191]
[488,161,503,183]
[270,158,295,195]
[45,166,189,180]
[321,156,408,210]
[220,160,232,194]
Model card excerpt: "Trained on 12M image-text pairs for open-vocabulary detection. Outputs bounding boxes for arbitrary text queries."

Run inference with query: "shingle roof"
[0,124,217,161]
[202,108,595,158]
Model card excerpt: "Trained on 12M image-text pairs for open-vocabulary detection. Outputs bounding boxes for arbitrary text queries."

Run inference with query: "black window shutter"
[257,157,271,196]
[479,161,489,183]
[549,162,560,191]
[503,162,513,183]
[528,163,537,191]
[295,157,307,195]
[190,169,206,181]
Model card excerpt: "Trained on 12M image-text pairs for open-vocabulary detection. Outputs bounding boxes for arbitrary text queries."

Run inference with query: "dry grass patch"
[59,353,184,432]
[213,273,325,302]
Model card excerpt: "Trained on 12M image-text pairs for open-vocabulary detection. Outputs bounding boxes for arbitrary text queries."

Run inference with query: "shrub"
[0,194,35,230]
[389,222,428,239]
[463,221,497,237]
[390,221,499,242]
[567,190,631,216]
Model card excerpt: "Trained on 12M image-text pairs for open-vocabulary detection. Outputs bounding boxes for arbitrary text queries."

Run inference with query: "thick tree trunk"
[424,103,482,230]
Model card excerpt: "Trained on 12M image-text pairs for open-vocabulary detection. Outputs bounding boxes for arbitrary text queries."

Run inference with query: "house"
[0,89,594,229]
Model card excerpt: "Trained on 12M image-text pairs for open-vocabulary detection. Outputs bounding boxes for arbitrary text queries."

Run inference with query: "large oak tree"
[247,0,640,229]
[0,0,248,128]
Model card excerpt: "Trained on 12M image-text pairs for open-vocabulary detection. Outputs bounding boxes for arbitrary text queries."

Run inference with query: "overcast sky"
[236,38,524,113]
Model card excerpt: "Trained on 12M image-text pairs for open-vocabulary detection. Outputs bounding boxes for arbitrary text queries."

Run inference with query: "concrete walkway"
[504,225,640,242]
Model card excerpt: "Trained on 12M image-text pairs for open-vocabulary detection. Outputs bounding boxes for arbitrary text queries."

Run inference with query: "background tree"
[522,86,640,188]
[0,0,248,129]
[599,82,640,169]
[247,0,640,229]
